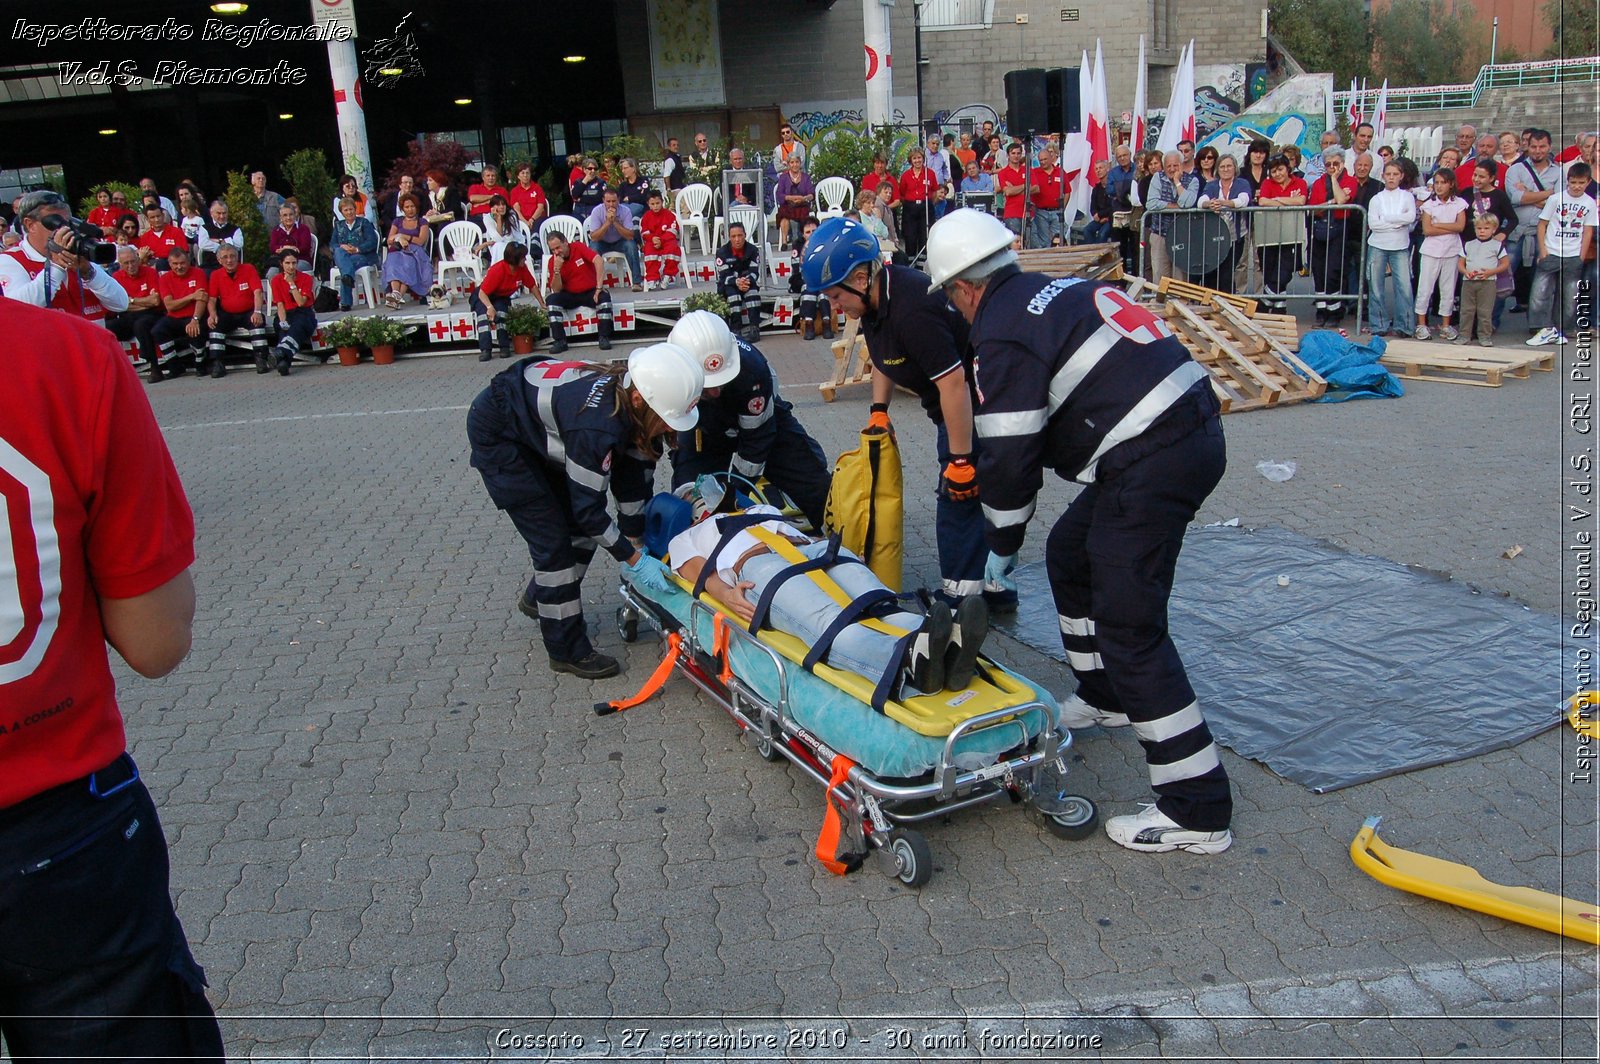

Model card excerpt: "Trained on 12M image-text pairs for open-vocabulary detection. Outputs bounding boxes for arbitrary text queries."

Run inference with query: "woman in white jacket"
[1365,161,1418,337]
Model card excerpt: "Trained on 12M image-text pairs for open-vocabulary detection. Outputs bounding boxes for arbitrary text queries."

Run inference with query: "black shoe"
[597,331,612,351]
[903,602,953,694]
[517,592,540,620]
[945,598,989,691]
[254,349,270,374]
[548,338,568,354]
[146,362,164,384]
[822,316,835,339]
[275,350,292,376]
[339,304,352,313]
[209,359,226,379]
[550,651,621,679]
[802,319,815,341]
[478,351,492,362]
[1313,308,1329,326]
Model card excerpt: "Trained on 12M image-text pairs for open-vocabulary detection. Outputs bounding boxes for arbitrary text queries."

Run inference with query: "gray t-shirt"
[1461,235,1505,274]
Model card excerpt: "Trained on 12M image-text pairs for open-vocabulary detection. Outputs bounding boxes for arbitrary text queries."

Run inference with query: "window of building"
[919,0,996,30]
[0,165,65,209]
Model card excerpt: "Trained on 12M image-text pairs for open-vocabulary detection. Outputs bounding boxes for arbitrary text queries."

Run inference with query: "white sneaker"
[1527,327,1559,347]
[1414,324,1430,340]
[1553,330,1570,345]
[1058,693,1130,729]
[1104,802,1233,854]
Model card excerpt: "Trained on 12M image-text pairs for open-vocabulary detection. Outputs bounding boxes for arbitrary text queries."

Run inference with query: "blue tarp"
[1298,330,1405,402]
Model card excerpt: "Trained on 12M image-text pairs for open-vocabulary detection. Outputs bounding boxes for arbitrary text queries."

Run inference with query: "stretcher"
[598,518,1097,888]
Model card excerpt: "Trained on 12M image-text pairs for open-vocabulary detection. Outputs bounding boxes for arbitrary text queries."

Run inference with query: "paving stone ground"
[109,319,1596,1063]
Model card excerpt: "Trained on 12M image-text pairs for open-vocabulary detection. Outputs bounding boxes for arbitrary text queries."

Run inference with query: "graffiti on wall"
[1199,114,1319,157]
[927,103,1004,136]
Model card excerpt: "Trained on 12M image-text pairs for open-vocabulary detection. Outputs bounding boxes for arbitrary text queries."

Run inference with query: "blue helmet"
[800,216,881,295]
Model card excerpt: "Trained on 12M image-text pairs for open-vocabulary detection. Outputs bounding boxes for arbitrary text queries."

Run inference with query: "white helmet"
[924,208,1017,292]
[667,310,740,388]
[627,343,704,432]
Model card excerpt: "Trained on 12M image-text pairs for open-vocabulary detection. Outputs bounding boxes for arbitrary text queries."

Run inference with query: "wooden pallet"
[1163,296,1323,413]
[1157,277,1258,316]
[819,317,872,402]
[1378,338,1556,387]
[1015,243,1124,281]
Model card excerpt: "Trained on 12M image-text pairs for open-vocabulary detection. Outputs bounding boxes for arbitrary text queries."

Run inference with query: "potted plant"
[322,317,363,366]
[503,303,548,355]
[358,316,409,365]
[682,291,730,318]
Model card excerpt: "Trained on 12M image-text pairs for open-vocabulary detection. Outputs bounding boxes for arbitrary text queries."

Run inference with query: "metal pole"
[1490,17,1499,68]
[913,1,925,133]
[324,32,374,200]
[863,0,894,130]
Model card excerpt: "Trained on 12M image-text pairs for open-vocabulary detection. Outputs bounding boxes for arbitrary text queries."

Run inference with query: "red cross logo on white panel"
[428,318,450,341]
[614,308,635,330]
[693,264,715,282]
[570,313,592,333]
[452,316,474,339]
[772,303,793,324]
[773,260,791,278]
[1094,287,1172,343]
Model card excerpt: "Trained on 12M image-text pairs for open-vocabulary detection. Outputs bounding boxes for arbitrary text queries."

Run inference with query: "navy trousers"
[467,388,598,663]
[0,756,224,1062]
[934,422,995,606]
[1045,419,1232,831]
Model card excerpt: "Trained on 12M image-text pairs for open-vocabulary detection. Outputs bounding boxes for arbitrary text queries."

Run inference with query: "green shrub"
[322,316,363,347]
[222,170,270,267]
[682,291,729,317]
[503,303,548,337]
[76,180,143,219]
[281,148,339,242]
[358,316,409,347]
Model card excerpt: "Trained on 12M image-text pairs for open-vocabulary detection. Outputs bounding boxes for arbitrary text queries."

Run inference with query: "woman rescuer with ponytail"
[467,344,704,678]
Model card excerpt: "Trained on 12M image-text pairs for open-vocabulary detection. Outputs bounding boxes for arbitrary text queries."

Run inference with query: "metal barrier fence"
[1133,203,1370,332]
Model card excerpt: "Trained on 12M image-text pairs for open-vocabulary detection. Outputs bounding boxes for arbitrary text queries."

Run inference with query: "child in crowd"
[1457,213,1509,346]
[638,190,683,291]
[1527,162,1597,347]
[1414,169,1468,340]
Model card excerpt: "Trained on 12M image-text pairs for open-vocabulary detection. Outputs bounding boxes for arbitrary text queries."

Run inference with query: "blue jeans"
[593,237,643,287]
[1079,218,1112,245]
[1529,253,1582,335]
[740,543,924,685]
[1365,245,1414,333]
[332,248,379,307]
[1028,207,1065,248]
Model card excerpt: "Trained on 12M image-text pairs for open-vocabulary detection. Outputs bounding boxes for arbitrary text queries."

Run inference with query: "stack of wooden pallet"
[1146,278,1325,414]
[1014,243,1124,281]
[1377,337,1557,387]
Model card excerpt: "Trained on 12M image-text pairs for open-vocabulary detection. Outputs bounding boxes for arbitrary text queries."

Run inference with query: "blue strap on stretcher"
[748,533,843,633]
[691,514,780,599]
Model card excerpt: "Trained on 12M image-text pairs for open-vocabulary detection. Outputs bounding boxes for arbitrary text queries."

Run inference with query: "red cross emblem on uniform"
[1095,287,1171,344]
[773,260,791,278]
[614,308,634,329]
[452,317,474,339]
[428,319,450,341]
[773,303,793,324]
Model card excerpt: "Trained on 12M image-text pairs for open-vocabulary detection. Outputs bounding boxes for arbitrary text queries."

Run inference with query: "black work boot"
[550,651,621,679]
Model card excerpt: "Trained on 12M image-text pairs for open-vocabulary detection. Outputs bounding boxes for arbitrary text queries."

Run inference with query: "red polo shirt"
[997,164,1029,218]
[207,264,263,314]
[270,271,314,311]
[138,225,186,261]
[550,242,599,295]
[509,183,548,225]
[158,268,206,319]
[114,264,160,304]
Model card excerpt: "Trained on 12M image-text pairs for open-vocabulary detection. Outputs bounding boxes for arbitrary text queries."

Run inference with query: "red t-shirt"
[509,183,548,225]
[1258,177,1310,202]
[0,300,196,807]
[208,264,263,315]
[468,182,510,216]
[899,167,938,203]
[862,171,893,197]
[88,205,133,234]
[114,265,160,304]
[996,164,1029,218]
[1032,165,1066,209]
[270,271,314,311]
[138,225,186,261]
[480,259,539,299]
[1457,160,1506,192]
[1307,172,1359,219]
[158,268,206,319]
[550,242,598,294]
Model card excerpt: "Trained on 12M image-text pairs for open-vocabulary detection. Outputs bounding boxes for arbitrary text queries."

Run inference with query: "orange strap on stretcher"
[593,633,682,716]
[815,753,860,875]
[711,614,735,684]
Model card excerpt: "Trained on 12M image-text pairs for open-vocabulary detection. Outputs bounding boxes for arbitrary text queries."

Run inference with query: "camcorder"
[38,212,115,267]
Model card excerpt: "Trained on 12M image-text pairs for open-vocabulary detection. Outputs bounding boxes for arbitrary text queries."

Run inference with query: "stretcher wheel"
[1042,796,1099,841]
[886,829,933,888]
[616,606,639,643]
[753,724,785,762]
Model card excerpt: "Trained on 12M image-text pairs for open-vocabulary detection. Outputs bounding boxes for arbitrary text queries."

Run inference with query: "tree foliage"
[380,137,476,201]
[1269,0,1371,84]
[1371,0,1487,84]
[807,125,906,187]
[280,148,338,238]
[1543,0,1599,59]
[222,169,270,267]
[75,180,142,219]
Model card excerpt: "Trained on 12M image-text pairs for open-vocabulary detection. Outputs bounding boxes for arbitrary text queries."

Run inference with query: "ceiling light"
[278,113,294,120]
[98,128,117,135]
[378,67,404,76]
[210,2,248,13]
[563,55,587,64]
[454,98,473,105]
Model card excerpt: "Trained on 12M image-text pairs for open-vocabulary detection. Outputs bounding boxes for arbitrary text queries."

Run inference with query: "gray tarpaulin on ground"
[995,524,1564,792]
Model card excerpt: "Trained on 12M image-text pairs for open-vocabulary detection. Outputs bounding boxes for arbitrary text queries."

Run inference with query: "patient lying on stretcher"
[667,503,990,695]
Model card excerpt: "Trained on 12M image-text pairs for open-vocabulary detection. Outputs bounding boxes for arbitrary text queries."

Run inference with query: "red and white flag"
[1347,77,1361,127]
[1132,35,1148,152]
[1088,40,1111,174]
[1372,78,1389,143]
[1155,41,1196,151]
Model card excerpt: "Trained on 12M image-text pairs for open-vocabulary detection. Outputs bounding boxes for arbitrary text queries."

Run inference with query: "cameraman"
[0,191,128,325]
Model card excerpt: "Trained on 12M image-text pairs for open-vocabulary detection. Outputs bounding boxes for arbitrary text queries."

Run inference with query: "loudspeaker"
[1004,68,1050,135]
[1045,67,1082,135]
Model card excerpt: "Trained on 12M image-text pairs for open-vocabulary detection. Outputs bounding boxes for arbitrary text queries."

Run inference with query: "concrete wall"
[1379,82,1600,146]
[616,0,918,139]
[920,0,1267,131]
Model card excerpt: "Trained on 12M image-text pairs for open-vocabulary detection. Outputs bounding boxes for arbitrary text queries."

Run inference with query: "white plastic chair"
[435,221,484,292]
[816,177,853,219]
[674,184,713,255]
[328,262,379,308]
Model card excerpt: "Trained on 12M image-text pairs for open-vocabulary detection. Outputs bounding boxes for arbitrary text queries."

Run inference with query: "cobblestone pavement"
[114,322,1597,1062]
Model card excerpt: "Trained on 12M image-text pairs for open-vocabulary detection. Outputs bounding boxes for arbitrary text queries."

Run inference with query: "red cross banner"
[691,263,715,283]
[770,298,794,325]
[614,307,636,331]
[451,314,475,340]
[427,315,452,343]
[569,313,595,335]
[118,339,140,361]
